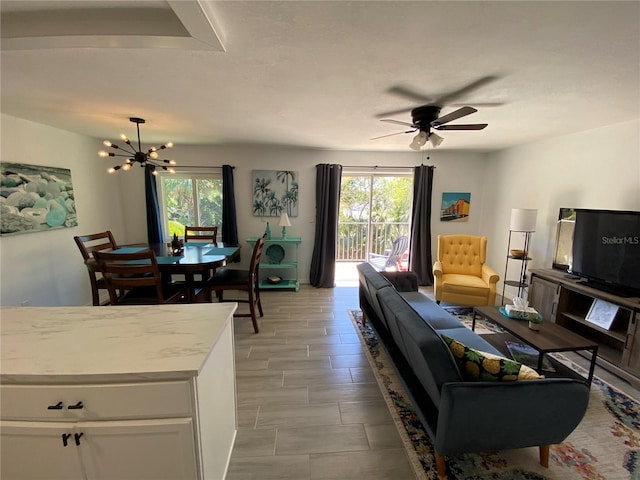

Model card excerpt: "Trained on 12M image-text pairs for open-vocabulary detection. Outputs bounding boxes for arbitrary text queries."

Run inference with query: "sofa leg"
[539,445,550,468]
[436,300,441,305]
[434,451,446,478]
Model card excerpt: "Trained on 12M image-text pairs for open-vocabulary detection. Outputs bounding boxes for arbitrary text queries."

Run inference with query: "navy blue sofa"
[356,262,590,478]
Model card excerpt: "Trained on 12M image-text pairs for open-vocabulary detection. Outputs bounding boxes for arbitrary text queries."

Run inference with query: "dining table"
[88,242,241,303]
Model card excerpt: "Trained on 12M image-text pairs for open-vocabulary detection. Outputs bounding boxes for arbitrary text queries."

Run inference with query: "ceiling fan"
[372,76,500,149]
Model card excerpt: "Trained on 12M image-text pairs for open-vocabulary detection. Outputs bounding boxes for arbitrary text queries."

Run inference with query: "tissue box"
[505,304,540,320]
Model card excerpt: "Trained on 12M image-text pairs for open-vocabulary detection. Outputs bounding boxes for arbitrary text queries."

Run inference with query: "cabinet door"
[623,312,640,376]
[1,421,84,480]
[78,418,198,480]
[528,275,559,322]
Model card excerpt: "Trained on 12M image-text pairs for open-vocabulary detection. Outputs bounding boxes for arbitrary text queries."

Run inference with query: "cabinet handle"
[74,433,84,446]
[48,401,64,410]
[61,433,72,447]
[67,401,84,410]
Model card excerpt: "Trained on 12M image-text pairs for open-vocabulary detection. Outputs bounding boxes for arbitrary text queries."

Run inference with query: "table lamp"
[279,213,291,238]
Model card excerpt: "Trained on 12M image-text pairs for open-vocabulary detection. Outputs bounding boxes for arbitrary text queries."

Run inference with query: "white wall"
[481,119,640,300]
[1,114,127,306]
[117,146,489,284]
[3,112,637,306]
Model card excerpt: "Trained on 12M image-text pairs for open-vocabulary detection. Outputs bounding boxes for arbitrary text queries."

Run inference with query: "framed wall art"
[440,192,470,222]
[252,170,298,217]
[1,162,77,236]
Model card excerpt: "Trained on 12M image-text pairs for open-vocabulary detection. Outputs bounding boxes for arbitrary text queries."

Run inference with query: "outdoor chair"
[369,235,409,271]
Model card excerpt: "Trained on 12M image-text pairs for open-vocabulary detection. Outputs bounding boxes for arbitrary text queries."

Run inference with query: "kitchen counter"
[1,303,238,480]
[1,303,236,384]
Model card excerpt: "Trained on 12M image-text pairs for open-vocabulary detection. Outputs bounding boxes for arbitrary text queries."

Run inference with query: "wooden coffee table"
[473,306,599,385]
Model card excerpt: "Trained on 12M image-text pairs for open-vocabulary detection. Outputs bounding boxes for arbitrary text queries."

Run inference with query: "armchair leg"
[434,451,446,478]
[539,445,550,468]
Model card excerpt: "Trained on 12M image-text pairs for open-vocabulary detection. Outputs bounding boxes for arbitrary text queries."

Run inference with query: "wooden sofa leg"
[539,445,550,468]
[434,451,446,478]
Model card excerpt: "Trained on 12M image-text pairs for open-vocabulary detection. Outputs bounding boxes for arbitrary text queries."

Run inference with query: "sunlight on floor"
[335,262,360,287]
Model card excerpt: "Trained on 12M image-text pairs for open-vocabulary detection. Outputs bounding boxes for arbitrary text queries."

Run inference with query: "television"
[570,209,640,297]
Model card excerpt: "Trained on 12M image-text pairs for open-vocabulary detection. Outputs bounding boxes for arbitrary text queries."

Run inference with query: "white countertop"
[1,303,237,384]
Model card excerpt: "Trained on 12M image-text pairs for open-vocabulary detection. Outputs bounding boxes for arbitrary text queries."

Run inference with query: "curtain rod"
[340,165,435,169]
[174,165,229,169]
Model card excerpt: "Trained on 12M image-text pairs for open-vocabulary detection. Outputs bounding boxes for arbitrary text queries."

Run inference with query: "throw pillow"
[441,334,543,381]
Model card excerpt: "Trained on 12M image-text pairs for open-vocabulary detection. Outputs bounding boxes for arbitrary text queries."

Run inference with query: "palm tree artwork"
[252,170,298,217]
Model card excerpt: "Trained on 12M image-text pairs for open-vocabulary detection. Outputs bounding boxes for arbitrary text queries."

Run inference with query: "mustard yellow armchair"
[433,235,499,306]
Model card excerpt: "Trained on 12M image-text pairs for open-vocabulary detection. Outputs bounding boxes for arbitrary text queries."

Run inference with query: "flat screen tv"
[570,209,640,297]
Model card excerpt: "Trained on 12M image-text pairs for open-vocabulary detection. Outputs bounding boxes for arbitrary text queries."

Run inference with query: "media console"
[528,268,640,387]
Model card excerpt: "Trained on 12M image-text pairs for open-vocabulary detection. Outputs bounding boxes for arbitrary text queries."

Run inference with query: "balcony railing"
[337,221,410,261]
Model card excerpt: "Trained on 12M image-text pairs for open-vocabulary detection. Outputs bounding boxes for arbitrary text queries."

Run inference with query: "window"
[157,171,223,239]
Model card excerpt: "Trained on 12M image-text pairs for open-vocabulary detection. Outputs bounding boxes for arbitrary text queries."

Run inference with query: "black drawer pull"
[74,432,84,446]
[48,401,63,410]
[61,433,72,447]
[67,401,84,410]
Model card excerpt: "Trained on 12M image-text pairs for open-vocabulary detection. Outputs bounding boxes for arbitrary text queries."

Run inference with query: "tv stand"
[528,269,640,386]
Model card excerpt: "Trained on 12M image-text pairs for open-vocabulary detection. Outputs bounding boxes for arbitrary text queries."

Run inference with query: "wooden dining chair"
[184,226,218,243]
[74,231,118,305]
[93,249,188,305]
[207,234,266,333]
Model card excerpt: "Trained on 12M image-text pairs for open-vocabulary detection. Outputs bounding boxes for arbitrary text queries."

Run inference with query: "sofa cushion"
[400,292,466,329]
[377,288,462,405]
[441,335,543,381]
[436,326,503,356]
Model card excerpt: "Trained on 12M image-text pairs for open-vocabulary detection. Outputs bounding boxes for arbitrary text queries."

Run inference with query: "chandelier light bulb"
[98,150,109,158]
[149,151,159,159]
[122,163,132,171]
[108,165,121,174]
[103,140,112,147]
[165,142,174,148]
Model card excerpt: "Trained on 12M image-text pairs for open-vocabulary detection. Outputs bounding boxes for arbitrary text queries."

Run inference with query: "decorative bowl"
[510,249,527,259]
[265,244,285,264]
[267,276,283,284]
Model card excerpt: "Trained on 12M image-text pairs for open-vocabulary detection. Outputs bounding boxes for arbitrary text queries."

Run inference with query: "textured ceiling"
[1,0,639,153]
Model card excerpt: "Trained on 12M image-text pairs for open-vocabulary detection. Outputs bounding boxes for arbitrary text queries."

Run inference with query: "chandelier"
[98,117,176,175]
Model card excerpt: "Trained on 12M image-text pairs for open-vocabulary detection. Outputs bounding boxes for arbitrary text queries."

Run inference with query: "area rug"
[348,308,640,480]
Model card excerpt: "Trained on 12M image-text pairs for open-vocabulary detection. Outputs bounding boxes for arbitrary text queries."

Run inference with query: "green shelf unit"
[247,236,302,292]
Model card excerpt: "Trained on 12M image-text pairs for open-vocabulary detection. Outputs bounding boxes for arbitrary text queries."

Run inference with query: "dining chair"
[74,231,118,305]
[92,249,189,305]
[184,226,218,243]
[207,234,266,333]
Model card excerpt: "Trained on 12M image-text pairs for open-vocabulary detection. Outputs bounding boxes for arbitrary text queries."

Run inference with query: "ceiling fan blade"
[433,75,499,106]
[387,85,433,104]
[431,106,477,126]
[370,129,416,140]
[435,123,488,131]
[375,106,415,118]
[380,119,416,127]
[450,102,504,108]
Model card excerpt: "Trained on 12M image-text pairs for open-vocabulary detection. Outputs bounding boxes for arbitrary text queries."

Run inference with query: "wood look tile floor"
[226,285,417,480]
[225,283,640,480]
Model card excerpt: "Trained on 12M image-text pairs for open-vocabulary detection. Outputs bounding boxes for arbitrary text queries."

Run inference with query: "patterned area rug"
[348,308,640,480]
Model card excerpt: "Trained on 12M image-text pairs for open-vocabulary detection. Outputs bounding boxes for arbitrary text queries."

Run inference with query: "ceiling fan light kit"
[98,117,177,175]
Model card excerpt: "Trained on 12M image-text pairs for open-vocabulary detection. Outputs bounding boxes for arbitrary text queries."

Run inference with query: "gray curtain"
[222,165,240,261]
[409,164,435,285]
[310,164,342,287]
[144,166,163,245]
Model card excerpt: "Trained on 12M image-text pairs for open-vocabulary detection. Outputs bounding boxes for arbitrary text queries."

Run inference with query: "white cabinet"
[2,418,197,480]
[1,381,198,480]
[0,304,238,480]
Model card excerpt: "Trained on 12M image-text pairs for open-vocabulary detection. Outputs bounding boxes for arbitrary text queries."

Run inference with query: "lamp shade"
[278,212,291,227]
[510,208,537,232]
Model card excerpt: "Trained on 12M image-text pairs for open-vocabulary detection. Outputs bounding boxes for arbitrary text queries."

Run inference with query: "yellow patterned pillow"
[441,334,543,381]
